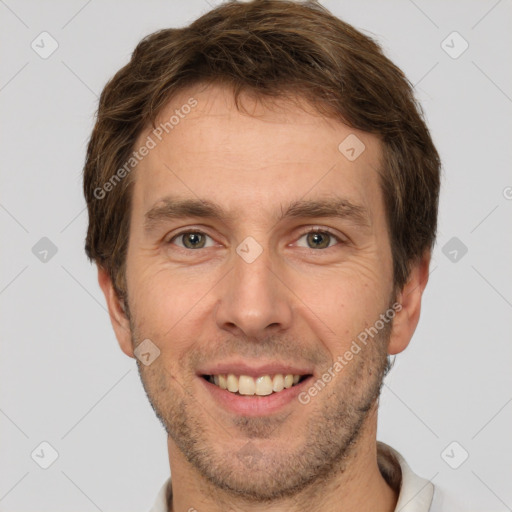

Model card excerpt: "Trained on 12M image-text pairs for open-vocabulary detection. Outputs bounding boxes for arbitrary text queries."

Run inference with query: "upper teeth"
[209,374,301,396]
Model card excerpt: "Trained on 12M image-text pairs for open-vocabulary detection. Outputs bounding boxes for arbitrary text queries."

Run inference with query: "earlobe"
[97,266,135,358]
[387,251,431,355]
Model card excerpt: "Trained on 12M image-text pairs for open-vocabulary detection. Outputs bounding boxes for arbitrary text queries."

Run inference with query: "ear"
[97,266,134,358]
[387,251,431,355]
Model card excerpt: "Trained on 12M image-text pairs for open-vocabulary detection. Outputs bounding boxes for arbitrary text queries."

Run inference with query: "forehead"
[131,83,384,222]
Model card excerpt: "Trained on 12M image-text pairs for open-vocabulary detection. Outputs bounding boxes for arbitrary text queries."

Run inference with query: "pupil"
[309,232,327,249]
[186,233,203,248]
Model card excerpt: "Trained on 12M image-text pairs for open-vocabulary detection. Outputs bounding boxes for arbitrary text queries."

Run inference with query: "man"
[83,1,441,510]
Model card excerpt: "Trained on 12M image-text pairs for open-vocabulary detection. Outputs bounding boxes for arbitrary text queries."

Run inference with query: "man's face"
[124,84,396,499]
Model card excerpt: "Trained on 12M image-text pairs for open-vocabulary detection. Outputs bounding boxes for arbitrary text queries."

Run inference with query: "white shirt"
[149,442,443,511]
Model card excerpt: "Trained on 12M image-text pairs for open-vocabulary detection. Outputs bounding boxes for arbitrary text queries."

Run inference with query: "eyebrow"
[144,195,370,233]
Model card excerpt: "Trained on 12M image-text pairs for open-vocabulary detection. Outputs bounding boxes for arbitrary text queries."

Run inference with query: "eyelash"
[166,227,346,251]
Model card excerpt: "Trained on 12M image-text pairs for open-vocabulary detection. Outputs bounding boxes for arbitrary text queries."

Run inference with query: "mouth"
[197,362,314,416]
[200,372,313,416]
[201,373,311,396]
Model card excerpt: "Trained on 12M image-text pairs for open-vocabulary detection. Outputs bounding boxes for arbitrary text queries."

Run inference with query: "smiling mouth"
[202,373,311,396]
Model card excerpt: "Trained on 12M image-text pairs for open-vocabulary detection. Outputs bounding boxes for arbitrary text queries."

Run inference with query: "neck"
[167,405,397,512]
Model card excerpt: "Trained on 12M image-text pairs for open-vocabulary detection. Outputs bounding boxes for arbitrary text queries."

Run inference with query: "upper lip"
[198,361,313,378]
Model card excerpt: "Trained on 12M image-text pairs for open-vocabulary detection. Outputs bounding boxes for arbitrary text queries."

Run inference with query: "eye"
[166,228,345,252]
[167,230,216,250]
[295,228,344,250]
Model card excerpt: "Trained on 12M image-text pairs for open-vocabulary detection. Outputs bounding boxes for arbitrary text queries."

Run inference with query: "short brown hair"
[83,0,440,302]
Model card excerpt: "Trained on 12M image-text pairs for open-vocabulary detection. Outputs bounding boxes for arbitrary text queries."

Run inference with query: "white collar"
[377,442,435,511]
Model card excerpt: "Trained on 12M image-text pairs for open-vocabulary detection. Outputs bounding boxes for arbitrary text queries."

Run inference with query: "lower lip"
[199,376,312,416]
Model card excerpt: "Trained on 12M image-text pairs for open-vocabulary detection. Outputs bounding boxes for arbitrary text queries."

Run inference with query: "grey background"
[1,0,511,510]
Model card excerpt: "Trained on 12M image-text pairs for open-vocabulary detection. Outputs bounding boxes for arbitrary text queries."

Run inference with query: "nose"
[214,244,293,340]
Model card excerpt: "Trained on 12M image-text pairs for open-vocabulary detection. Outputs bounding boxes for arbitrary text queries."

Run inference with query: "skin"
[98,83,430,512]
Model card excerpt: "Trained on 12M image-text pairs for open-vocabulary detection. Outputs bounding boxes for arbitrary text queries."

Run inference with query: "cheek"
[291,262,391,347]
[127,258,217,342]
